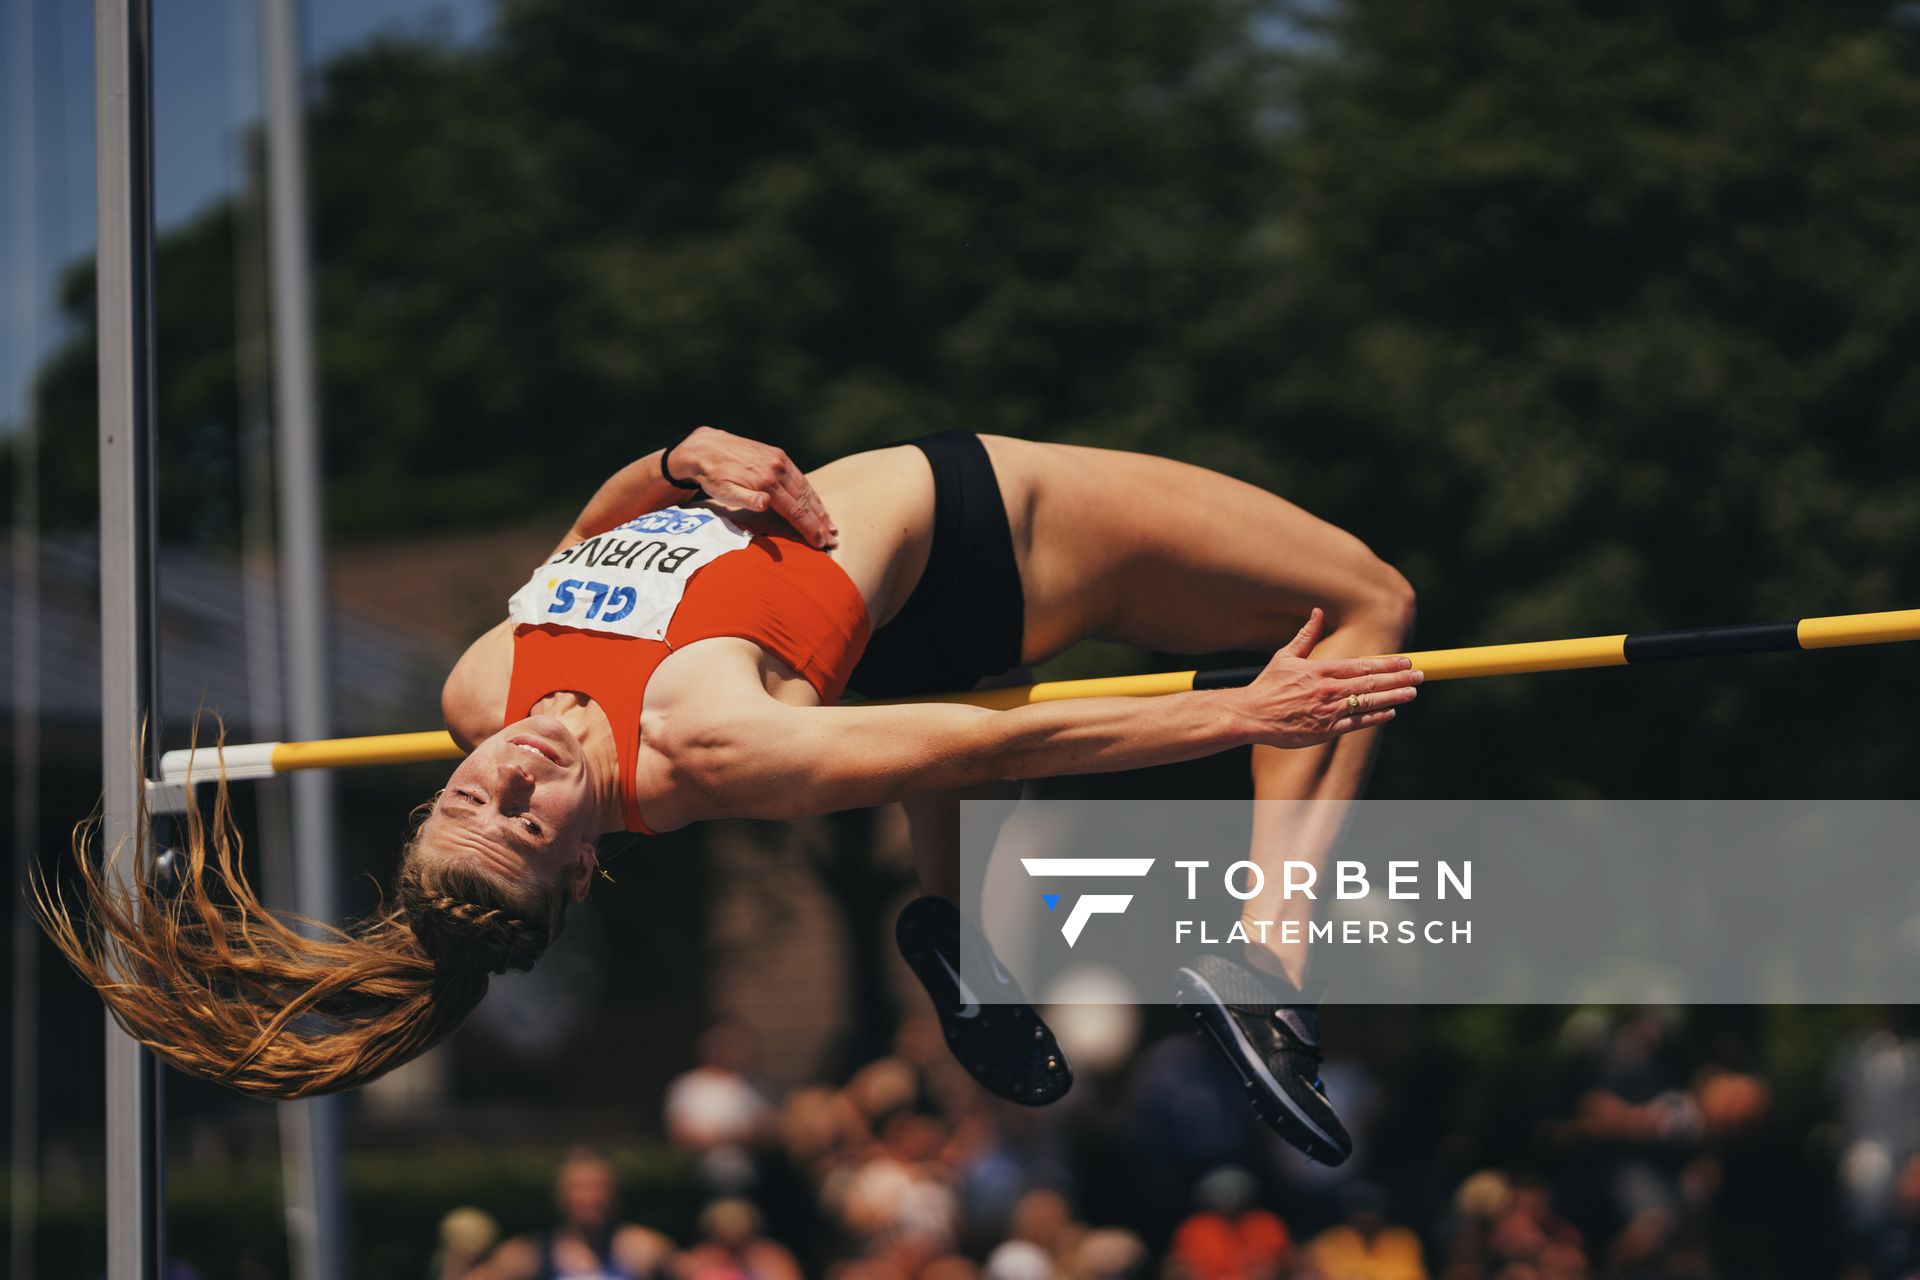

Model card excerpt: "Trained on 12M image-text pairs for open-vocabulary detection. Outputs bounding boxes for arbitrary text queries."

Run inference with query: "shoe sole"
[896,900,1073,1107]
[1174,966,1349,1166]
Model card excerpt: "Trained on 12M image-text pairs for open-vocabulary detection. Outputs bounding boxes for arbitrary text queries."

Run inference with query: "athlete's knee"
[1338,553,1417,647]
[1376,560,1417,644]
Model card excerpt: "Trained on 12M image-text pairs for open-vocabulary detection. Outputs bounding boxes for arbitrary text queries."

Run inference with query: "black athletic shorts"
[844,431,1026,699]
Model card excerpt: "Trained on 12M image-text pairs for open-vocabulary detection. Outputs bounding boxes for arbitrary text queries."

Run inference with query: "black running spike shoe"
[1175,952,1353,1166]
[895,895,1073,1106]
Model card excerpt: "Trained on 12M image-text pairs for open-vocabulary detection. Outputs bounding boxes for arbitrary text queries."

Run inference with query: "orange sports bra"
[503,530,870,834]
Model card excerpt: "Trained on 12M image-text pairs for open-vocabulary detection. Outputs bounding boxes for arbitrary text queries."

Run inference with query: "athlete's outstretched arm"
[680,612,1422,820]
[554,425,838,553]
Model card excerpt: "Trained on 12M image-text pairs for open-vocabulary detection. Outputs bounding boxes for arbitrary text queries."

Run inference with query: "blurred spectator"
[1301,1182,1426,1280]
[757,1084,859,1265]
[1127,1035,1256,1179]
[778,1084,865,1179]
[829,1108,963,1260]
[1834,1025,1920,1236]
[1437,1171,1586,1279]
[983,1240,1056,1280]
[921,1259,985,1280]
[463,1147,675,1279]
[842,1055,921,1128]
[1008,1189,1080,1264]
[1124,1034,1262,1238]
[672,1198,803,1280]
[666,1023,778,1194]
[1691,1066,1769,1139]
[1487,1184,1583,1269]
[1859,1153,1920,1277]
[1167,1165,1293,1280]
[1560,1015,1701,1147]
[1438,1168,1512,1272]
[434,1206,502,1280]
[1070,1227,1149,1280]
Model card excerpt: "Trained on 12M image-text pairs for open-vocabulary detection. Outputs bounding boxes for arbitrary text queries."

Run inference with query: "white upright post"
[95,0,165,1276]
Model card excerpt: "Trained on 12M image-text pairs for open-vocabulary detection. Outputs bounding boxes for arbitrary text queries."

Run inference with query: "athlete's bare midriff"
[699,435,1047,702]
[799,432,1045,620]
[745,443,939,634]
[448,436,1052,738]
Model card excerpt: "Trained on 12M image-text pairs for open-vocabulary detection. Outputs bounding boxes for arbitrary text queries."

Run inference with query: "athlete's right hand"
[666,425,840,548]
[1233,609,1422,747]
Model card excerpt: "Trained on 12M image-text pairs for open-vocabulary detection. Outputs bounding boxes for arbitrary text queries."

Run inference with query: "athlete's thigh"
[984,437,1389,657]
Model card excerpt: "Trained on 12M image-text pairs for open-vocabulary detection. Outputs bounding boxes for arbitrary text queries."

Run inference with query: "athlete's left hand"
[667,426,839,548]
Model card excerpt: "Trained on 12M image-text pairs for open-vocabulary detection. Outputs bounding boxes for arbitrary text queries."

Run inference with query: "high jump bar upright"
[97,1,165,1276]
[157,608,1920,789]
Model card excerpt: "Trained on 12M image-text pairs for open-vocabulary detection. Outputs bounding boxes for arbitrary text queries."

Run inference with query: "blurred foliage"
[12,0,1920,796]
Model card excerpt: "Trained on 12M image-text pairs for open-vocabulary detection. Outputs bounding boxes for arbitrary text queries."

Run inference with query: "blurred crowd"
[431,1012,1920,1280]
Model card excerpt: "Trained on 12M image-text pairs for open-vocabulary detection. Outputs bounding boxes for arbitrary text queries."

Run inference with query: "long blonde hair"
[32,750,571,1099]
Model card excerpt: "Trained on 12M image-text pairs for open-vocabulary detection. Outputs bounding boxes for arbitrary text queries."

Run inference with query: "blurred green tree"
[15,0,1919,794]
[1233,0,1920,796]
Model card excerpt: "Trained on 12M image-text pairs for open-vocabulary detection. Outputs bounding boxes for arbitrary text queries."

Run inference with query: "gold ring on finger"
[1347,693,1363,712]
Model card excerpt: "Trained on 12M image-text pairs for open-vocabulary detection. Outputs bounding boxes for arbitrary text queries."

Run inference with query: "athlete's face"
[422,715,598,901]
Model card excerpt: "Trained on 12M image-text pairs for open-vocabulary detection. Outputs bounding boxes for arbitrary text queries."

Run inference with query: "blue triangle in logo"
[1042,893,1061,912]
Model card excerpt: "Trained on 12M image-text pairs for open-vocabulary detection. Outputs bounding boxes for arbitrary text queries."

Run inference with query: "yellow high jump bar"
[157,608,1920,786]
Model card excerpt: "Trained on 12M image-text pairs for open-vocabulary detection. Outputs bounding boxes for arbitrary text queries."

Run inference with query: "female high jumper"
[41,427,1419,1166]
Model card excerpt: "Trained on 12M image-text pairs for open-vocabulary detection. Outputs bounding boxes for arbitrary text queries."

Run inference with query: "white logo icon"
[1020,858,1156,947]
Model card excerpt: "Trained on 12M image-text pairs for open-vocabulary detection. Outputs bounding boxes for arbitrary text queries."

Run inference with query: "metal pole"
[262,1,347,1275]
[95,1,164,1276]
[230,2,314,1268]
[227,0,303,1040]
[9,3,45,1275]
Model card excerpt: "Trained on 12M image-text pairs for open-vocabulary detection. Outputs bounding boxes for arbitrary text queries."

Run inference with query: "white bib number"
[506,507,751,640]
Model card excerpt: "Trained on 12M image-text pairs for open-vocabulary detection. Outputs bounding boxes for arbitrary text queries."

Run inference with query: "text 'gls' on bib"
[506,507,752,640]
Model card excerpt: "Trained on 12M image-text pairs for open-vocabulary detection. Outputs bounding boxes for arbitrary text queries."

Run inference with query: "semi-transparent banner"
[957,800,1920,1005]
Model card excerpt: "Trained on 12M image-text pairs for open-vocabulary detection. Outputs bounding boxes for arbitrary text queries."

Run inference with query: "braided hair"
[396,859,556,976]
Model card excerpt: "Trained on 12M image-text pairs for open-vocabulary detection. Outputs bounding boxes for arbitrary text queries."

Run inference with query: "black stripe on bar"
[1622,621,1800,663]
[1192,665,1263,691]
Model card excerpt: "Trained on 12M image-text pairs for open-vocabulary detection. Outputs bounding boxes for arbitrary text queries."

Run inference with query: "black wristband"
[660,433,700,489]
